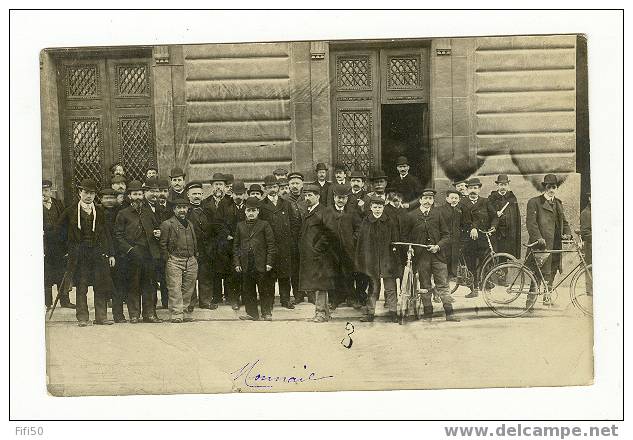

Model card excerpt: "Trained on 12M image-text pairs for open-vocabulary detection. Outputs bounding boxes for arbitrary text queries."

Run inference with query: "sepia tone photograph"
[37,30,596,397]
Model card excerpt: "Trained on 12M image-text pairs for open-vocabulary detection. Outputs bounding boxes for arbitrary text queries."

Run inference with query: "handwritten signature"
[230,359,334,389]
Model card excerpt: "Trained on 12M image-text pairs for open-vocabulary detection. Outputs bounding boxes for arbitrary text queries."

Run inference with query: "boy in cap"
[159,198,199,323]
[526,174,571,307]
[460,177,497,298]
[392,156,423,210]
[42,179,74,310]
[259,175,295,309]
[234,197,276,321]
[355,196,400,322]
[401,189,460,322]
[487,174,521,259]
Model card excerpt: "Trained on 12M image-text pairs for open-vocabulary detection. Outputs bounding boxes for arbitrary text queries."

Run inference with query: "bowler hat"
[420,188,437,197]
[157,177,170,190]
[303,183,321,194]
[232,180,247,195]
[144,178,160,190]
[185,181,203,192]
[169,167,186,179]
[542,174,559,187]
[495,174,510,184]
[248,183,263,194]
[453,179,467,186]
[78,179,98,192]
[209,173,226,183]
[273,168,289,176]
[369,169,388,181]
[466,177,482,187]
[110,175,127,184]
[126,180,143,192]
[315,162,328,171]
[172,197,190,206]
[287,172,304,182]
[263,175,278,186]
[395,156,409,166]
[42,179,52,188]
[333,162,346,172]
[332,183,351,197]
[349,170,366,180]
[369,195,386,205]
[224,173,235,184]
[100,188,116,196]
[245,196,260,209]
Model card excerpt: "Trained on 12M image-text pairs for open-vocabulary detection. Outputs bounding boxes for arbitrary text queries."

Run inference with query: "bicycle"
[480,233,593,318]
[448,228,517,295]
[392,242,430,325]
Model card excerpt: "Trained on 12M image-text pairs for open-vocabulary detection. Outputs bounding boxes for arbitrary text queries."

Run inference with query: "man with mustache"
[203,173,230,306]
[278,177,290,199]
[315,162,331,206]
[487,174,521,260]
[144,178,170,310]
[110,175,128,208]
[100,188,127,322]
[325,163,348,207]
[156,177,170,210]
[346,170,367,215]
[287,172,309,304]
[168,167,187,204]
[114,180,162,323]
[437,189,463,280]
[359,169,389,213]
[391,156,423,210]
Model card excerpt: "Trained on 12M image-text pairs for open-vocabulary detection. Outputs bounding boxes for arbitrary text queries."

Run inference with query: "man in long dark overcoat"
[437,189,463,278]
[299,183,337,322]
[259,175,295,309]
[526,174,571,306]
[287,172,308,303]
[57,179,116,326]
[487,174,521,259]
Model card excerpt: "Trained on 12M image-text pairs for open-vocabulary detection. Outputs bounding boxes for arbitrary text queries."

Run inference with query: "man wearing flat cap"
[168,167,187,204]
[323,183,361,310]
[459,177,498,298]
[315,163,332,205]
[42,179,74,310]
[300,183,338,322]
[259,175,295,309]
[391,156,423,210]
[401,189,460,322]
[526,174,571,308]
[114,180,163,323]
[57,179,116,326]
[487,175,521,260]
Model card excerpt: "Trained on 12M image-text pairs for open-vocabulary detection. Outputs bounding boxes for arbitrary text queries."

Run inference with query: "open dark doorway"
[381,103,430,187]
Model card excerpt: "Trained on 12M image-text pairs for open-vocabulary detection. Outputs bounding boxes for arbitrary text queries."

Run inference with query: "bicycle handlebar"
[391,242,432,248]
[477,228,495,235]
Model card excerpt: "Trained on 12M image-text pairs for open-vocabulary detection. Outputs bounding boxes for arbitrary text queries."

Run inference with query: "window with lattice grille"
[337,110,372,174]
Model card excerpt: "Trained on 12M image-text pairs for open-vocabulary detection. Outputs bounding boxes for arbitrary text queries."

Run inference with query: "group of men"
[43,155,581,325]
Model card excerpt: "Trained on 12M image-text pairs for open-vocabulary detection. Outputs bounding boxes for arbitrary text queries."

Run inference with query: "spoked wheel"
[570,264,593,316]
[482,263,538,317]
[398,266,414,325]
[450,260,473,294]
[478,253,517,290]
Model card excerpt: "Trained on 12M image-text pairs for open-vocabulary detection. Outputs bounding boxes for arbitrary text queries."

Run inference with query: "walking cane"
[47,273,70,321]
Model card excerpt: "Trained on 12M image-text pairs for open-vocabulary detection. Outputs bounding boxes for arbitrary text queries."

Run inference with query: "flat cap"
[302,183,321,194]
[277,177,289,186]
[395,156,409,166]
[445,188,460,196]
[452,179,467,186]
[172,197,190,206]
[100,188,117,196]
[287,172,304,182]
[420,188,437,197]
[369,195,386,205]
[263,175,278,186]
[185,181,203,191]
[126,180,143,192]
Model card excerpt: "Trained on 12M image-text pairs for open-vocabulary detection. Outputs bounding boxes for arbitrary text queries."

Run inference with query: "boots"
[422,306,433,322]
[443,303,460,322]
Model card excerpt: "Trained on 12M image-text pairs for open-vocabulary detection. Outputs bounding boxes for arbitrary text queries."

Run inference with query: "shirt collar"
[544,194,554,202]
[308,202,319,213]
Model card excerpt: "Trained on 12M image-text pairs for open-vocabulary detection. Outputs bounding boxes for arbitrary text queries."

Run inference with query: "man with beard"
[453,179,469,198]
[323,183,361,310]
[203,173,230,305]
[460,178,497,298]
[159,198,198,323]
[273,167,289,181]
[487,175,521,259]
[114,180,162,323]
[110,162,126,178]
[168,167,187,203]
[437,189,463,279]
[259,175,295,309]
[391,156,423,210]
[325,163,348,207]
[287,172,308,303]
[402,189,460,322]
[278,177,290,199]
[100,188,127,322]
[42,179,74,310]
[110,175,128,207]
[186,181,217,310]
[144,178,170,309]
[215,180,248,310]
[315,162,331,205]
[300,183,337,322]
[57,179,115,326]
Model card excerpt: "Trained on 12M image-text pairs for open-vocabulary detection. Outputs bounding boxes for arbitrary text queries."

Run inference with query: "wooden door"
[330,50,380,176]
[57,54,156,200]
[379,47,429,104]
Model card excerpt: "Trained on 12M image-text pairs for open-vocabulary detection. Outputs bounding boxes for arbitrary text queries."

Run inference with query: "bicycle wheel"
[570,264,593,316]
[482,263,538,317]
[398,266,413,324]
[450,259,472,294]
[478,252,517,290]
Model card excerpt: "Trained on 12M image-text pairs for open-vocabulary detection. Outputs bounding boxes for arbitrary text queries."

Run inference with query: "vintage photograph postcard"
[40,32,594,396]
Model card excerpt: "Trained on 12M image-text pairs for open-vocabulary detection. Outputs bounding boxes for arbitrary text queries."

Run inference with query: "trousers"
[191,254,214,310]
[166,255,198,319]
[125,247,156,319]
[74,246,108,323]
[417,255,454,317]
[243,271,274,319]
[366,277,397,314]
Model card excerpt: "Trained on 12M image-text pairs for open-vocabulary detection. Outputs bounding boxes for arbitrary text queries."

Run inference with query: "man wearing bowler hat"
[487,174,521,259]
[359,169,389,213]
[168,167,187,203]
[144,178,171,309]
[345,170,367,215]
[315,162,331,205]
[260,175,295,309]
[460,177,498,298]
[526,174,571,308]
[300,183,338,321]
[325,163,348,207]
[57,179,116,326]
[287,171,308,303]
[453,179,469,198]
[42,179,74,310]
[247,183,264,200]
[392,156,423,210]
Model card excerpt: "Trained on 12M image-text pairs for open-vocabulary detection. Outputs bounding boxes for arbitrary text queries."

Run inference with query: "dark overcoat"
[437,203,463,270]
[213,197,242,273]
[57,204,115,296]
[392,173,423,208]
[323,206,361,274]
[232,219,276,273]
[526,194,571,275]
[316,181,331,206]
[259,197,294,277]
[114,204,161,260]
[186,204,218,257]
[401,208,451,264]
[487,190,522,258]
[346,188,367,216]
[298,204,337,291]
[354,213,400,279]
[460,196,498,251]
